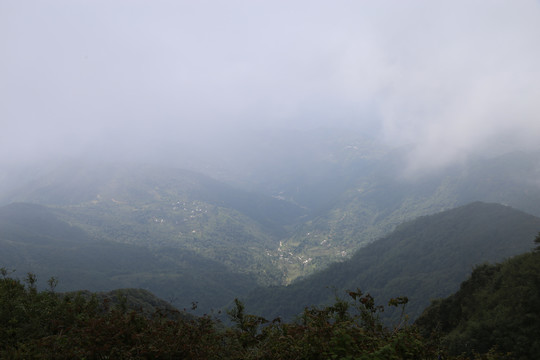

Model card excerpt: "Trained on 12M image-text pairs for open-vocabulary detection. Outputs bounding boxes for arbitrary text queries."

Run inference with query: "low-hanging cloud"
[1,0,540,171]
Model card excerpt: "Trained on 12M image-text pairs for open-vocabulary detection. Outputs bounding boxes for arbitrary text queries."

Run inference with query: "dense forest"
[415,235,540,359]
[0,202,260,313]
[0,265,527,359]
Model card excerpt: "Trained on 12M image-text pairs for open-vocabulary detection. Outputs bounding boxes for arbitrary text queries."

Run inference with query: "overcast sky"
[2,1,540,170]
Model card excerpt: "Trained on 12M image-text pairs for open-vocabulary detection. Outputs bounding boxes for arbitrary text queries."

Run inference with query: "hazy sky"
[2,1,540,169]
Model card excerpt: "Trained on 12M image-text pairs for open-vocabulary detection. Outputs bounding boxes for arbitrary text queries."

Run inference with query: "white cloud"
[1,0,540,169]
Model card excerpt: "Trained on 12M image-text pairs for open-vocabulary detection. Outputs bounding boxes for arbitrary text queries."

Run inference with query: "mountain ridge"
[240,202,540,322]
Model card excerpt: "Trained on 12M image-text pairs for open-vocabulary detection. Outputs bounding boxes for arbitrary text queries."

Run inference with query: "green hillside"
[0,202,259,313]
[241,202,540,322]
[0,162,308,285]
[416,243,540,358]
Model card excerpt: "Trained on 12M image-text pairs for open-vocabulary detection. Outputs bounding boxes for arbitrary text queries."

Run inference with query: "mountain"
[0,161,308,286]
[0,160,306,231]
[0,202,260,313]
[3,133,540,287]
[416,247,540,359]
[240,202,540,322]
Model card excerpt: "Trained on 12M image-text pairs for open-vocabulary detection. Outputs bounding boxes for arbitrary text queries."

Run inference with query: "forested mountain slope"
[0,202,259,313]
[241,202,540,322]
[0,162,307,286]
[0,161,306,231]
[416,243,540,359]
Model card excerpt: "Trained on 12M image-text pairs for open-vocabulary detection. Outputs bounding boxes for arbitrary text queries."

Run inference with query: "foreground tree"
[416,238,540,360]
[0,268,512,359]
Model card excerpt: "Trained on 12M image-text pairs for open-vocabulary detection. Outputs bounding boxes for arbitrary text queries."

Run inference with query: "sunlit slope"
[241,202,540,322]
[278,150,540,280]
[0,162,307,285]
[0,202,259,312]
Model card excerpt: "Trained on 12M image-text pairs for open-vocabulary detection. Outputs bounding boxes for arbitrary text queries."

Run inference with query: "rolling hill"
[0,161,308,286]
[0,202,260,313]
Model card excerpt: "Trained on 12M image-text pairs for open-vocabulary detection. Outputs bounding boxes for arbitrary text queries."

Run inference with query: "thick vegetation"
[416,235,540,359]
[0,270,509,359]
[0,202,259,313]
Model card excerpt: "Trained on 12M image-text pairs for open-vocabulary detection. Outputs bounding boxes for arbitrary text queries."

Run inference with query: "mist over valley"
[2,135,540,314]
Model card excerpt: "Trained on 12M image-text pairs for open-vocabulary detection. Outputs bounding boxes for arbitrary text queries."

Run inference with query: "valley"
[240,202,540,322]
[1,130,540,322]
